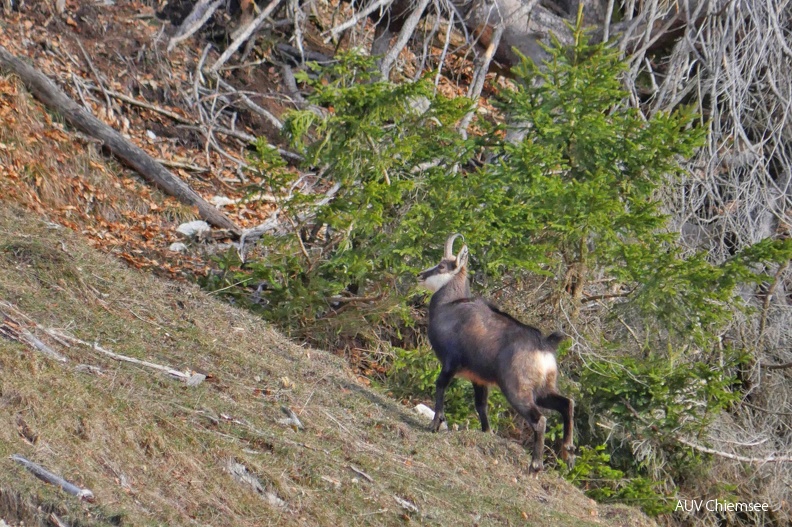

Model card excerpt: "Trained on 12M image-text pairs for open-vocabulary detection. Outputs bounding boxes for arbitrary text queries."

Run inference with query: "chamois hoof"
[529,459,544,474]
[561,446,576,469]
[429,416,445,433]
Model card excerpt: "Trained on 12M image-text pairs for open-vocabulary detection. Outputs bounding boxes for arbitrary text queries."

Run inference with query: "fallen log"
[10,454,95,502]
[0,45,240,235]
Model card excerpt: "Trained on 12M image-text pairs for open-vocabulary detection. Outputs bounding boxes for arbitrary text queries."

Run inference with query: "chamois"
[417,234,575,472]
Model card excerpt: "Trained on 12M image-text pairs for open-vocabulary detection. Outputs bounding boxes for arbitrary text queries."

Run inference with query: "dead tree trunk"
[0,45,240,235]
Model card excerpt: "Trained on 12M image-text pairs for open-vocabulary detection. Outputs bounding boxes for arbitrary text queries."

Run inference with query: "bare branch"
[763,361,792,371]
[458,22,504,135]
[93,87,195,125]
[167,0,225,52]
[44,328,194,382]
[214,77,283,130]
[325,0,395,41]
[623,400,792,464]
[673,436,792,464]
[379,0,434,79]
[11,455,95,501]
[210,0,284,73]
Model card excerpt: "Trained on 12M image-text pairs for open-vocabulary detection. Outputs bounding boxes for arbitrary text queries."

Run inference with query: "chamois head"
[417,234,469,292]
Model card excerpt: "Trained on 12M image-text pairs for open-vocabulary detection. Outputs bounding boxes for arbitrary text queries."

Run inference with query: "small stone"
[186,373,206,386]
[210,195,237,208]
[168,242,187,253]
[176,220,210,238]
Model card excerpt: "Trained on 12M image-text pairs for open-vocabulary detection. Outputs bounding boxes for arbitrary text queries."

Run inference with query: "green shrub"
[566,445,674,516]
[388,345,515,432]
[202,22,792,520]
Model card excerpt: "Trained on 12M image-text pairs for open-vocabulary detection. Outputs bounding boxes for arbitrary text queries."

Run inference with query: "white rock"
[168,242,188,253]
[265,492,286,508]
[406,95,431,115]
[176,220,211,238]
[186,373,206,386]
[413,403,448,430]
[210,195,237,208]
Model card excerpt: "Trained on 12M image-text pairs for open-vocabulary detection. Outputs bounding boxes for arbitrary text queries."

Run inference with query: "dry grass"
[0,51,651,527]
[0,205,653,527]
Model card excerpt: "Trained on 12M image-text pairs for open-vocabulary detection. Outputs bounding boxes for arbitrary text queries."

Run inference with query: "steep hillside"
[0,58,651,527]
[0,205,652,526]
[3,0,791,524]
[0,39,655,522]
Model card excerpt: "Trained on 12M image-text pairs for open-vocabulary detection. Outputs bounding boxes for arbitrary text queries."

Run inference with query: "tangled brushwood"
[185,0,792,525]
[622,1,792,524]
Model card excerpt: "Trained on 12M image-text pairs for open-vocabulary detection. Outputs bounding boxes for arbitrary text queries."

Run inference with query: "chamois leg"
[528,412,547,473]
[537,393,576,467]
[473,384,490,432]
[431,368,454,432]
[507,396,547,473]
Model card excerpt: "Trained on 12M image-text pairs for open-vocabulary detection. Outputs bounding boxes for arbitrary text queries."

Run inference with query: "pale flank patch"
[536,352,557,377]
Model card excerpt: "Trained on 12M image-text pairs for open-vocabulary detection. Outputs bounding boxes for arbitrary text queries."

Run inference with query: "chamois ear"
[456,245,468,270]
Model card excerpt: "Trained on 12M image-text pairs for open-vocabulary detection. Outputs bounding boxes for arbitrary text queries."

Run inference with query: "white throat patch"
[422,272,456,292]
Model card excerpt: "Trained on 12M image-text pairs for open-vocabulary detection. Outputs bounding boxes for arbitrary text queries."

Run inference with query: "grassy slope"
[0,82,652,527]
[0,207,657,527]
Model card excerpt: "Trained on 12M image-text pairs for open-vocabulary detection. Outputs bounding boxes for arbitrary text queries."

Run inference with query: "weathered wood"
[44,328,194,382]
[167,0,225,52]
[0,45,240,234]
[209,0,284,73]
[0,302,68,362]
[11,454,95,501]
[379,0,433,78]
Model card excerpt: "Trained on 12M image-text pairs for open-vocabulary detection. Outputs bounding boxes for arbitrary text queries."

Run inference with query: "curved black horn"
[444,233,464,259]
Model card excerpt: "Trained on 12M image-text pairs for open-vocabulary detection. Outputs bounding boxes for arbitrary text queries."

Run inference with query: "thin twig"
[44,328,192,381]
[349,464,374,482]
[758,261,789,341]
[214,77,283,130]
[94,87,195,125]
[155,158,210,172]
[743,401,792,417]
[210,0,284,73]
[581,290,635,304]
[623,400,792,464]
[762,361,792,371]
[433,16,454,90]
[75,39,113,115]
[195,43,213,105]
[325,0,394,40]
[379,0,433,79]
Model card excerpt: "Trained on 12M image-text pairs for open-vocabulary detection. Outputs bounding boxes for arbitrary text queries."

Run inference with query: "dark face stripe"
[417,264,440,280]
